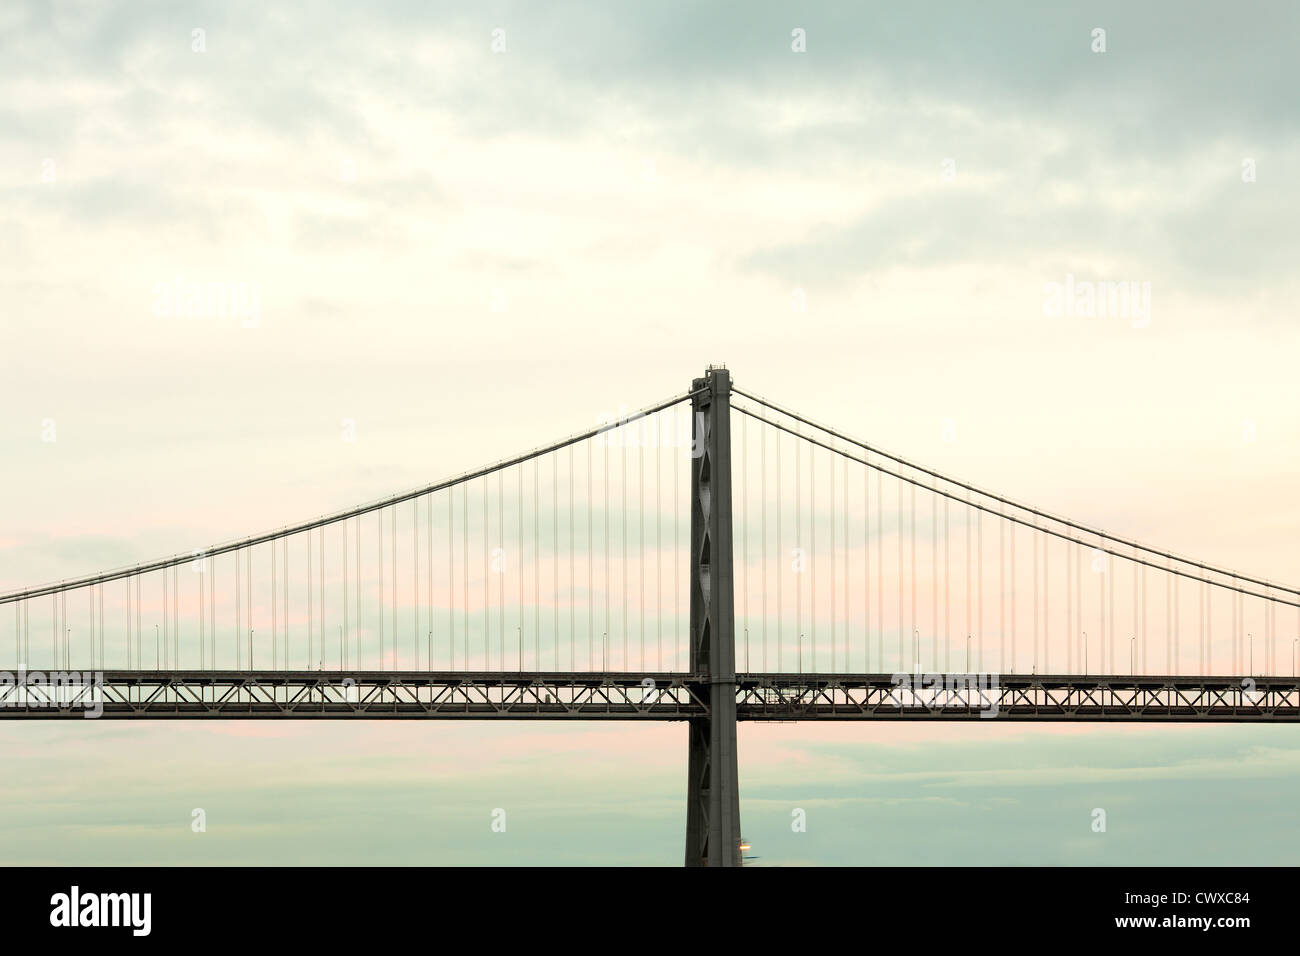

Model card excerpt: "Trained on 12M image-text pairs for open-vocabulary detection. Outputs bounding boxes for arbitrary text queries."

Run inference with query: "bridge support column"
[685,367,742,867]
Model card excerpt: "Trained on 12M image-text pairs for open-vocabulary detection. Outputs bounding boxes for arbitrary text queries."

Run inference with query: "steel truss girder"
[0,671,709,719]
[733,673,1300,721]
[3,672,1296,720]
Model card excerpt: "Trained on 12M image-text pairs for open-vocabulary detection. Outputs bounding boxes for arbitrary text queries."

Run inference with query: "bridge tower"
[685,366,743,866]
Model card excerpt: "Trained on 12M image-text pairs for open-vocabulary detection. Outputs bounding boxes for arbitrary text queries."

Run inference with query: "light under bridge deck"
[1,671,1297,720]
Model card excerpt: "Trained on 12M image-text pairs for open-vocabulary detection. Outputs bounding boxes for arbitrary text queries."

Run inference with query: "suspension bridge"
[2,366,1298,866]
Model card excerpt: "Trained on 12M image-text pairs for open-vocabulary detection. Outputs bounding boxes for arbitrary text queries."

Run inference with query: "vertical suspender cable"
[357,516,363,670]
[570,447,575,671]
[501,472,507,670]
[626,437,631,671]
[1032,524,1038,673]
[1167,564,1173,675]
[932,492,937,673]
[463,483,469,668]
[976,501,982,670]
[448,492,454,669]
[762,424,768,671]
[636,441,644,671]
[776,430,782,670]
[796,427,802,663]
[1199,577,1205,672]
[424,498,430,670]
[1095,540,1102,673]
[1141,565,1146,673]
[532,461,538,667]
[999,509,1005,673]
[1132,550,1139,675]
[588,442,594,670]
[280,536,286,671]
[517,466,523,669]
[272,539,277,669]
[1206,580,1212,675]
[674,424,680,670]
[909,481,920,671]
[237,550,243,669]
[811,441,817,671]
[555,456,561,671]
[830,442,837,672]
[393,506,399,669]
[604,437,610,669]
[1066,541,1073,671]
[742,415,748,672]
[248,546,254,668]
[909,482,915,672]
[655,437,661,671]
[1043,530,1049,672]
[416,498,421,668]
[1231,574,1237,673]
[876,470,882,671]
[1107,545,1114,673]
[1096,541,1104,673]
[843,456,849,669]
[898,474,904,671]
[380,509,387,668]
[863,458,869,671]
[308,537,314,670]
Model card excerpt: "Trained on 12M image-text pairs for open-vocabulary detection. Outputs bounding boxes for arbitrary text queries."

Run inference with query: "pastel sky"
[2,1,1298,864]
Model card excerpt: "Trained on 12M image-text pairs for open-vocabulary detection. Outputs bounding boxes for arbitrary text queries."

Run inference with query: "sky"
[1,0,1299,865]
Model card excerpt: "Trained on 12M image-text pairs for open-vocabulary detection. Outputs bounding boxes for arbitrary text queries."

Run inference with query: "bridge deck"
[0,671,1296,720]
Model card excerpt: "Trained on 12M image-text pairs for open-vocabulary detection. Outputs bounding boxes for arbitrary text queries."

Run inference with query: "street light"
[966,635,972,673]
[1248,633,1253,675]
[155,624,160,669]
[1130,636,1135,676]
[1082,632,1088,676]
[913,629,920,674]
